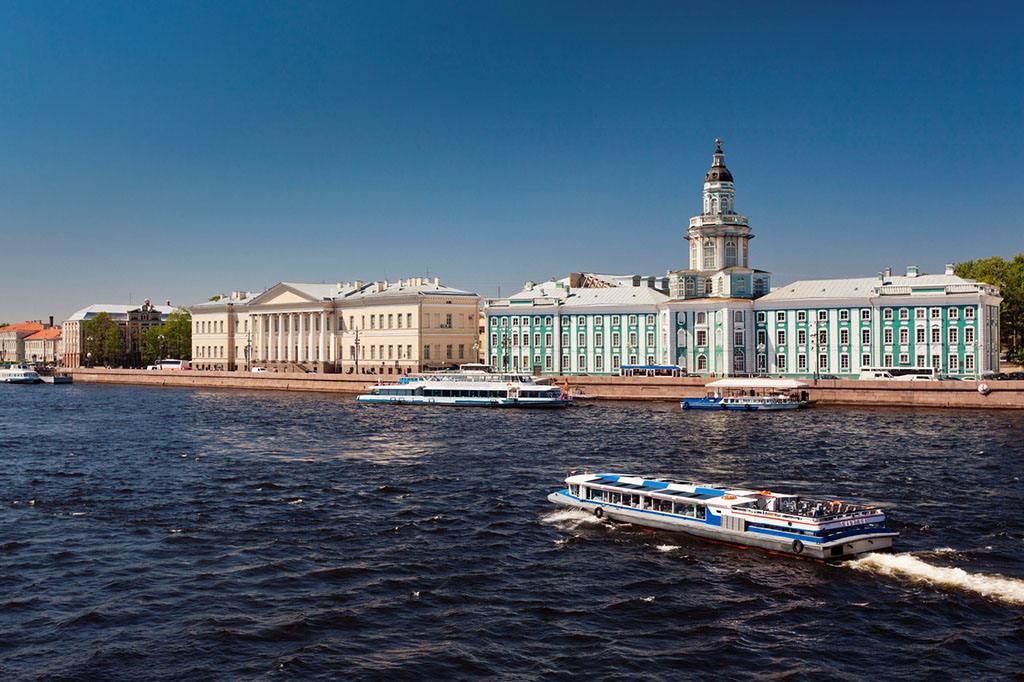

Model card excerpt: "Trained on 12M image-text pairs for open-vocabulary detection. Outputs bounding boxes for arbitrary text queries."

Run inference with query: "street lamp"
[353,329,360,375]
[85,335,94,367]
[500,334,510,371]
[158,334,166,364]
[244,328,252,372]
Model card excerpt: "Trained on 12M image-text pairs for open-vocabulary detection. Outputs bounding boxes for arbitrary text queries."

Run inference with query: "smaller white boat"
[0,365,43,384]
[681,378,809,411]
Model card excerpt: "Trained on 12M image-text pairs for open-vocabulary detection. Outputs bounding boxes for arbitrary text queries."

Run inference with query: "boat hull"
[1,377,42,384]
[680,398,801,411]
[357,395,569,408]
[548,491,895,561]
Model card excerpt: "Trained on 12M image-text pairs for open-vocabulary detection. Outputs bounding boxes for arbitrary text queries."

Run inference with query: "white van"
[858,369,894,380]
[146,359,191,371]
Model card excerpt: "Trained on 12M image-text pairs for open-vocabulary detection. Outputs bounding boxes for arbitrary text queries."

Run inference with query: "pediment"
[248,283,319,306]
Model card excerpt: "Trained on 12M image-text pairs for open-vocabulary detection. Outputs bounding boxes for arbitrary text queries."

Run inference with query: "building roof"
[198,277,477,309]
[704,139,733,183]
[501,273,669,308]
[0,321,46,334]
[65,304,176,322]
[759,272,993,302]
[24,328,61,341]
[345,280,476,300]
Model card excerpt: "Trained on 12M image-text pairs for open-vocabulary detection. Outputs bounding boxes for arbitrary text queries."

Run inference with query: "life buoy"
[594,506,604,519]
[792,539,804,554]
[978,382,991,396]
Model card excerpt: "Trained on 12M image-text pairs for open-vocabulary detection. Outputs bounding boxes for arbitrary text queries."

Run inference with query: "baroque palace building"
[190,277,480,373]
[484,140,1002,378]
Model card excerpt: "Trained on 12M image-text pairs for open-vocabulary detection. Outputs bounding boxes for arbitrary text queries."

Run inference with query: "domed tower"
[686,138,752,273]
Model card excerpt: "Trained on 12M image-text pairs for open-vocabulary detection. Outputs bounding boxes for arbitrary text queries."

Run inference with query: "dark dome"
[705,166,733,182]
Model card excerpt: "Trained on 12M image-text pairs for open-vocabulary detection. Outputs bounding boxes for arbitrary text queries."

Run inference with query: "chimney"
[632,275,641,287]
[906,265,919,278]
[883,266,891,278]
[383,279,389,289]
[945,263,955,276]
[165,299,171,307]
[48,315,54,327]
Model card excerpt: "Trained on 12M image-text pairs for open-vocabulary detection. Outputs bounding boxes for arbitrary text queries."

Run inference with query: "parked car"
[250,367,267,373]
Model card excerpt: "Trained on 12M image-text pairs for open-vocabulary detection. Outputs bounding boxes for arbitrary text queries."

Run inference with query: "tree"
[140,308,193,364]
[82,312,125,366]
[956,253,1024,364]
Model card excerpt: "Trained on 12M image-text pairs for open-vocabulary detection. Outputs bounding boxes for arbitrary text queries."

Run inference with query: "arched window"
[685,278,695,297]
[703,241,715,270]
[725,240,737,267]
[696,312,706,325]
[711,197,718,213]
[705,279,713,294]
[697,354,707,371]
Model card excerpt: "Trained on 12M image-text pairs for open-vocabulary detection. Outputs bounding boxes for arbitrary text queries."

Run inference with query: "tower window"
[725,241,737,267]
[703,241,716,270]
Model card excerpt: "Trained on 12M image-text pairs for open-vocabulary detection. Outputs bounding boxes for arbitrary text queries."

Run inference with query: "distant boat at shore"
[0,365,43,384]
[681,378,809,411]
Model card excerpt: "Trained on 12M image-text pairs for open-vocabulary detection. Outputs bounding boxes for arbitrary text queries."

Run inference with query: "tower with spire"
[669,139,770,299]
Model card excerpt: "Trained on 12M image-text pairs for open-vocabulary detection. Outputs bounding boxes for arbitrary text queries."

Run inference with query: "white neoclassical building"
[190,277,480,374]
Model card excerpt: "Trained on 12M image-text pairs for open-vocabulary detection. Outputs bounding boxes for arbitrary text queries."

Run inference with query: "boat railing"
[738,503,880,522]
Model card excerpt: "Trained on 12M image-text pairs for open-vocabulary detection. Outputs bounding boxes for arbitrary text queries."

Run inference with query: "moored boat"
[0,365,43,384]
[548,472,897,561]
[681,378,809,411]
[356,364,570,408]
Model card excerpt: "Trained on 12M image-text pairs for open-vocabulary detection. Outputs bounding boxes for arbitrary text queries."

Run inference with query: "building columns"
[320,311,328,365]
[298,313,306,362]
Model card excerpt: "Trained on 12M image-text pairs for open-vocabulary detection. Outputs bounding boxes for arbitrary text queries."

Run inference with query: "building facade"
[62,301,175,367]
[485,141,1002,379]
[0,321,53,364]
[24,327,62,365]
[190,277,480,373]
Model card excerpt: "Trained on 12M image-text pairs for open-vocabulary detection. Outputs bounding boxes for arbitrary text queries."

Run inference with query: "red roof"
[0,321,46,334]
[25,327,61,341]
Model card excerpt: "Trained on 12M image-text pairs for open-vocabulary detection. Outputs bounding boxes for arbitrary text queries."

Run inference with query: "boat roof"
[705,378,807,389]
[568,473,783,507]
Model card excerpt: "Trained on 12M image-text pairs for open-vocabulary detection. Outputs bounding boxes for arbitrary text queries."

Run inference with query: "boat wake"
[849,552,1024,606]
[540,509,606,531]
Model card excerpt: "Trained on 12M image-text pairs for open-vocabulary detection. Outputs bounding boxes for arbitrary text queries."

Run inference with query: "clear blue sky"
[2,1,1022,322]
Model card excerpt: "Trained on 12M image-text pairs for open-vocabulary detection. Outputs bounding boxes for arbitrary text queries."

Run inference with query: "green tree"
[955,253,1024,363]
[140,308,193,364]
[82,312,125,366]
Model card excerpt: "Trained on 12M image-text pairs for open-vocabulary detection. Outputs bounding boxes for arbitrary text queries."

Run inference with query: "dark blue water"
[2,385,1023,680]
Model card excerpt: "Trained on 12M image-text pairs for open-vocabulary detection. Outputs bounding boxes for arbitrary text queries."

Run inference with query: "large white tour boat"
[0,365,43,384]
[549,472,897,561]
[681,378,809,411]
[356,364,570,408]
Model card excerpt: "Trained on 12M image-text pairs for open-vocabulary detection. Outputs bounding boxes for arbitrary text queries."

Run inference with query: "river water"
[1,384,1022,679]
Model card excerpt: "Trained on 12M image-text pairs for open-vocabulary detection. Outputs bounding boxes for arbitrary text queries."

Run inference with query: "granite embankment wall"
[69,368,1024,409]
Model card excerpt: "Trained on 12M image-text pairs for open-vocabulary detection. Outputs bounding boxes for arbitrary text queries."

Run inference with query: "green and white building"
[485,141,1001,378]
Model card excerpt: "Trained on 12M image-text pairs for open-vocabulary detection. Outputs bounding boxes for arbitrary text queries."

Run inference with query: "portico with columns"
[191,278,480,374]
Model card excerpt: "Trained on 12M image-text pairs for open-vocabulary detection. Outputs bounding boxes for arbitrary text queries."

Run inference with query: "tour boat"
[356,364,570,408]
[681,378,808,411]
[549,472,897,561]
[0,366,43,384]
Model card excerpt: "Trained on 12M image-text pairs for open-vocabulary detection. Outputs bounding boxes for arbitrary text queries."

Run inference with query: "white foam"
[655,545,679,553]
[850,552,1024,606]
[540,509,605,529]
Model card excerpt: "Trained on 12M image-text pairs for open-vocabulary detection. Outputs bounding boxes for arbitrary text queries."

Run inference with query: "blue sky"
[2,1,1022,322]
